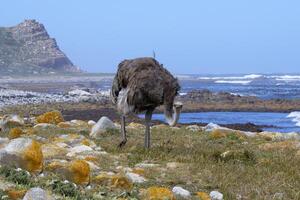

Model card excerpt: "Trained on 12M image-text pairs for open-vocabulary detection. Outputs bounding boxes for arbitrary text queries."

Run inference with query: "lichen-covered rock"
[111,175,133,191]
[90,116,117,138]
[141,187,175,200]
[7,188,27,200]
[34,123,56,129]
[36,111,64,125]
[46,159,90,185]
[69,160,90,185]
[66,144,93,157]
[125,172,146,183]
[209,129,227,139]
[70,119,89,127]
[93,173,133,190]
[41,143,68,159]
[23,187,54,200]
[57,122,72,128]
[196,192,211,200]
[8,127,25,139]
[0,138,43,173]
[186,125,202,132]
[0,115,24,131]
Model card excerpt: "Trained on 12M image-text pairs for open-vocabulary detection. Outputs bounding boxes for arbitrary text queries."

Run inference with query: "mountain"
[0,19,81,75]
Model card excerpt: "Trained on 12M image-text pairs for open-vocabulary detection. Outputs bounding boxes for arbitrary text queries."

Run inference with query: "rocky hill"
[0,20,81,75]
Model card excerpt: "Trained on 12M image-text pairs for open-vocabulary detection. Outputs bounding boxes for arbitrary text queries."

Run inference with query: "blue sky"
[1,0,300,74]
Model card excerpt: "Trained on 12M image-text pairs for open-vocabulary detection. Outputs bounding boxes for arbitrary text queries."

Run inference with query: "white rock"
[243,131,257,137]
[66,145,93,157]
[135,163,159,168]
[186,125,202,132]
[210,191,223,200]
[0,138,9,146]
[204,123,226,132]
[88,120,96,126]
[125,172,146,183]
[90,116,117,138]
[68,89,91,96]
[23,187,54,200]
[34,123,56,129]
[172,186,191,198]
[0,114,24,131]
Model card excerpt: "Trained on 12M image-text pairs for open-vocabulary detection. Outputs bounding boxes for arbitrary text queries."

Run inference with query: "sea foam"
[287,111,300,127]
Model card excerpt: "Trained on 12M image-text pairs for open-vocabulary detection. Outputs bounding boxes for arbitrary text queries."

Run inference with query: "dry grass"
[95,127,300,200]
[0,120,299,199]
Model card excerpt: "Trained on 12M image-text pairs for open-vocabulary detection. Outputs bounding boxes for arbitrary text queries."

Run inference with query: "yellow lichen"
[81,139,91,146]
[196,192,211,200]
[22,140,43,173]
[24,127,37,135]
[209,129,227,139]
[69,160,90,185]
[84,156,98,162]
[93,173,112,185]
[46,161,65,171]
[57,122,71,128]
[132,168,145,176]
[7,189,27,200]
[128,122,145,129]
[141,187,175,200]
[111,175,133,191]
[8,127,24,139]
[36,110,64,124]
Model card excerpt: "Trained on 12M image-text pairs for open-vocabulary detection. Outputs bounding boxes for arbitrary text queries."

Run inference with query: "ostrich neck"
[165,106,181,127]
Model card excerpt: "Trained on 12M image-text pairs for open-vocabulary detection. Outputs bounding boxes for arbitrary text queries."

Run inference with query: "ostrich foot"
[118,140,127,148]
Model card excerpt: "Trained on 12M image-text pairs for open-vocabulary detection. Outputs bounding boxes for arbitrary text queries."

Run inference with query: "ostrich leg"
[119,115,127,148]
[144,109,153,148]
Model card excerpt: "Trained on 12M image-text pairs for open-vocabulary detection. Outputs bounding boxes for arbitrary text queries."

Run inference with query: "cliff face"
[0,20,80,75]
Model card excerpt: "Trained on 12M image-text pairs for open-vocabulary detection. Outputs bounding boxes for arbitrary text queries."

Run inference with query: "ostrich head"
[165,101,183,127]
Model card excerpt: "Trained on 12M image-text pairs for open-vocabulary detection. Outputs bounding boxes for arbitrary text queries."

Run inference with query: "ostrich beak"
[173,102,183,110]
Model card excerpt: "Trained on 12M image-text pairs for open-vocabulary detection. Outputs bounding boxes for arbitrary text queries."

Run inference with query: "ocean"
[138,74,300,133]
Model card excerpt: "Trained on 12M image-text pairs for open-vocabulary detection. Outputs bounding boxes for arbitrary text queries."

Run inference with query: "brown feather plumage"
[111,57,180,114]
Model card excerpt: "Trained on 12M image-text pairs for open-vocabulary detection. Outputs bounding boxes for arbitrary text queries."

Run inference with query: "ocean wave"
[287,111,300,127]
[197,74,263,80]
[270,75,300,82]
[215,80,252,85]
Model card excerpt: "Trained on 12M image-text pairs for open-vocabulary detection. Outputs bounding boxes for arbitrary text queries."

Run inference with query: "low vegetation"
[0,111,299,199]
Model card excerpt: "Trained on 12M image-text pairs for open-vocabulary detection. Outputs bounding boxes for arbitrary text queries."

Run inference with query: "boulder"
[196,192,211,200]
[88,120,96,126]
[172,186,191,198]
[0,138,43,173]
[34,123,56,129]
[140,187,175,200]
[36,111,64,125]
[23,187,53,200]
[210,191,223,200]
[41,143,68,159]
[46,159,90,185]
[90,116,117,138]
[125,172,146,183]
[186,125,202,132]
[0,115,24,131]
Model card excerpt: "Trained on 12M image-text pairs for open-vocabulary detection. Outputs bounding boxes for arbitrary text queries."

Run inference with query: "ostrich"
[111,57,183,148]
